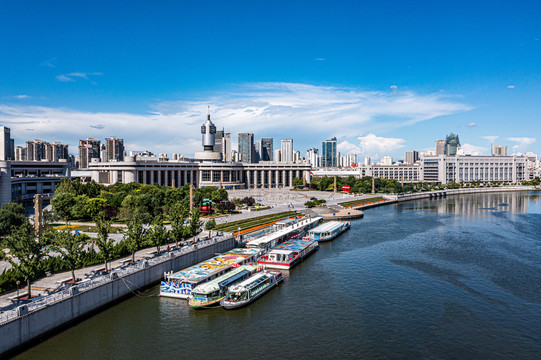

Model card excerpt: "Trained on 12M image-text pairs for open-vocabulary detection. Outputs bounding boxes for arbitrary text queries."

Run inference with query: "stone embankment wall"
[0,236,235,357]
[388,186,538,202]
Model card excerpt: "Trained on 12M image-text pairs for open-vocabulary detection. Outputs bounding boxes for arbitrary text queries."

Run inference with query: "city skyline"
[0,1,540,160]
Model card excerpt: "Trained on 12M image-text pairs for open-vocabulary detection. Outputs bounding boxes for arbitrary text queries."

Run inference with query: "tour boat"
[220,270,283,309]
[245,216,322,251]
[188,265,257,309]
[257,238,319,270]
[307,221,350,242]
[160,248,260,299]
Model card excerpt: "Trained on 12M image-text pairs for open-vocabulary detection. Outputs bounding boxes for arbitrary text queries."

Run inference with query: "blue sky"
[0,1,540,161]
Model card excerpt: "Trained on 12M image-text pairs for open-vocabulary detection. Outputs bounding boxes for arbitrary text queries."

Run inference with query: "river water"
[16,192,541,359]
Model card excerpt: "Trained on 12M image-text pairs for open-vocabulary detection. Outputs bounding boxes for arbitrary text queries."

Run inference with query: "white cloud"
[315,57,325,61]
[357,133,405,159]
[14,95,30,99]
[482,135,499,143]
[467,122,476,127]
[0,82,472,157]
[507,137,536,152]
[40,58,56,68]
[390,85,398,89]
[460,143,487,155]
[337,140,361,154]
[56,72,102,83]
[507,85,515,89]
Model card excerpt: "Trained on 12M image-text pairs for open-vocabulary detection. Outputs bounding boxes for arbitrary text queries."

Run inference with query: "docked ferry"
[160,248,260,299]
[246,216,322,251]
[188,265,257,309]
[307,221,350,242]
[220,270,283,310]
[257,238,319,270]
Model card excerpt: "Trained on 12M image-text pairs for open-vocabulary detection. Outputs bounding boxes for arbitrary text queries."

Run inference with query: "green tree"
[205,218,216,237]
[94,212,115,272]
[292,177,303,187]
[146,217,169,253]
[51,193,76,224]
[48,226,88,283]
[0,202,27,237]
[54,178,77,196]
[188,209,202,238]
[169,202,188,247]
[124,215,146,262]
[0,223,45,299]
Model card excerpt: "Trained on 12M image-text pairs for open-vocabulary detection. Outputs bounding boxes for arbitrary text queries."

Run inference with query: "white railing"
[0,235,233,326]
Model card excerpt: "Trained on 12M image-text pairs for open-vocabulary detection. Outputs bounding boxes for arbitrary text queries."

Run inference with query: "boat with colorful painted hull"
[188,265,257,309]
[220,270,284,309]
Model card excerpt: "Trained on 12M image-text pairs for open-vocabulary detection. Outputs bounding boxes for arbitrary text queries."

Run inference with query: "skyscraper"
[405,150,419,164]
[105,137,125,162]
[491,144,508,156]
[281,139,293,163]
[274,149,282,163]
[321,137,337,167]
[79,138,101,168]
[0,126,14,161]
[261,138,273,161]
[435,139,445,155]
[223,132,232,162]
[306,148,319,167]
[238,133,254,163]
[444,133,460,155]
[214,129,224,154]
[15,146,26,161]
[254,140,262,163]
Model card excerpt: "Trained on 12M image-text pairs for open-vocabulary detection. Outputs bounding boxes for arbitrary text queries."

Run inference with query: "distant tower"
[444,133,460,156]
[194,114,222,161]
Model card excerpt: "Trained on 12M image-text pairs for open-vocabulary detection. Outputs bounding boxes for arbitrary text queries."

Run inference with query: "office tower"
[281,139,293,163]
[405,150,419,164]
[105,137,125,162]
[321,137,337,167]
[214,129,224,154]
[274,149,282,163]
[254,140,262,163]
[435,139,445,155]
[0,126,14,160]
[306,148,319,167]
[15,146,26,161]
[337,151,341,167]
[293,150,300,163]
[364,156,371,165]
[231,150,238,162]
[79,138,101,168]
[223,132,232,162]
[238,133,254,163]
[444,133,460,155]
[341,153,357,167]
[491,144,508,156]
[261,138,273,161]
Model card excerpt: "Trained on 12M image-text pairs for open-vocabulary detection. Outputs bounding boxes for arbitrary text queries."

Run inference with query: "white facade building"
[281,139,293,163]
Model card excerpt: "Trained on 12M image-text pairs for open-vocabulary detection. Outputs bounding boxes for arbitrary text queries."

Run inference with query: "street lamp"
[16,280,20,307]
[237,227,241,242]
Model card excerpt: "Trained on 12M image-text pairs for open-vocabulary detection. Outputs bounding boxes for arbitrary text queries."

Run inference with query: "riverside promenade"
[0,232,235,357]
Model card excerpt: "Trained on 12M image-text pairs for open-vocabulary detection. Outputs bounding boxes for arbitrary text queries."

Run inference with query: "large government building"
[88,116,312,189]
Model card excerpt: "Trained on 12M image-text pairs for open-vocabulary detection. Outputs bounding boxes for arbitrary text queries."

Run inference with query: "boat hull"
[188,296,225,309]
[257,244,318,270]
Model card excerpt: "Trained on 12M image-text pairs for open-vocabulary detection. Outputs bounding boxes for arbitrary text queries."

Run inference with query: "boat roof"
[271,238,317,253]
[167,248,260,283]
[246,216,322,248]
[275,218,295,226]
[310,221,345,234]
[192,265,256,294]
[229,271,268,292]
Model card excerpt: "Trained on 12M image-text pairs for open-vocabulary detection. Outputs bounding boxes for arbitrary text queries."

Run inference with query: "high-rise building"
[0,126,14,160]
[364,156,371,166]
[340,153,357,167]
[261,138,273,161]
[444,133,460,155]
[238,133,254,163]
[321,137,337,167]
[105,137,125,162]
[26,139,46,161]
[274,149,282,163]
[223,132,232,162]
[405,150,419,164]
[435,139,445,155]
[214,129,224,154]
[491,144,508,156]
[306,148,319,167]
[293,150,301,163]
[254,140,262,163]
[281,139,293,163]
[380,156,393,165]
[15,146,26,161]
[79,138,101,168]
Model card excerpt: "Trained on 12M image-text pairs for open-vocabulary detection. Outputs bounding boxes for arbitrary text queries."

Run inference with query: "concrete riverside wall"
[387,186,539,203]
[0,236,235,357]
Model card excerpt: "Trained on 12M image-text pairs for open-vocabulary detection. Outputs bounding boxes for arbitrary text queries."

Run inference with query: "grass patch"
[215,211,299,233]
[339,197,387,207]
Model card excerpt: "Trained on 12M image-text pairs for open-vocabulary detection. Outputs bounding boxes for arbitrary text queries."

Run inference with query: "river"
[16,191,541,359]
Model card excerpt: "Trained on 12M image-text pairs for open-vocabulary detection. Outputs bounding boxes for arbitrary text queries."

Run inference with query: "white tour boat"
[220,270,283,309]
[307,221,350,242]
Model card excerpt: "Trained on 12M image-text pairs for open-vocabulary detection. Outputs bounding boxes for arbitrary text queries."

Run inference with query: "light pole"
[16,280,20,307]
[237,227,241,242]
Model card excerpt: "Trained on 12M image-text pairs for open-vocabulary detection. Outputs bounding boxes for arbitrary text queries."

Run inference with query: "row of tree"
[0,203,207,297]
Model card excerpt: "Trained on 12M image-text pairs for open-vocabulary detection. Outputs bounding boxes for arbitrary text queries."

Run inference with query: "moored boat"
[188,265,257,309]
[257,238,319,270]
[307,221,350,242]
[220,270,283,309]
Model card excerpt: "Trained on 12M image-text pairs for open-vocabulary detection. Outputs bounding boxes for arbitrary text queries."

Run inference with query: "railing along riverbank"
[387,185,539,202]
